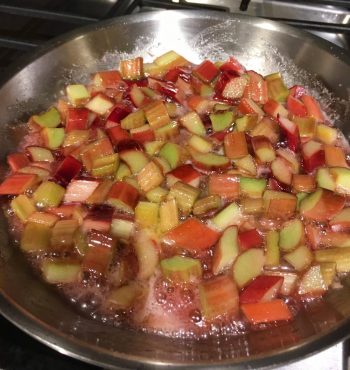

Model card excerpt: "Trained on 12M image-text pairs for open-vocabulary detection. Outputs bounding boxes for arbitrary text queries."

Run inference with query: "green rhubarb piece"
[266,73,289,102]
[145,186,168,203]
[200,84,214,97]
[144,141,164,156]
[33,107,61,128]
[21,222,51,252]
[27,146,54,162]
[42,260,81,284]
[279,219,304,252]
[121,109,146,130]
[240,177,266,198]
[235,114,259,132]
[42,127,65,149]
[191,151,230,169]
[316,168,335,191]
[159,142,183,169]
[296,192,308,210]
[329,167,350,195]
[115,162,131,180]
[91,153,119,177]
[19,165,49,180]
[168,181,200,215]
[284,245,313,271]
[180,111,206,136]
[265,230,280,266]
[111,218,135,240]
[193,195,221,216]
[210,111,234,132]
[210,202,241,231]
[33,181,65,208]
[66,84,90,106]
[108,282,142,309]
[11,194,36,222]
[160,255,202,283]
[213,103,231,112]
[74,231,89,256]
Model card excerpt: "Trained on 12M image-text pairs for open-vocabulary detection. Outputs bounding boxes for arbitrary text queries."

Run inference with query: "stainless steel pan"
[0,10,350,370]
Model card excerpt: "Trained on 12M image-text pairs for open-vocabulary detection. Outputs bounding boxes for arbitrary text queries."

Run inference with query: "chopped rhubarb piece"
[10,194,36,222]
[66,84,90,106]
[241,299,292,324]
[42,260,81,284]
[263,190,297,219]
[41,128,65,149]
[193,60,219,83]
[251,136,276,163]
[166,164,201,188]
[50,219,79,251]
[93,70,122,88]
[7,152,30,172]
[162,218,220,251]
[301,140,325,173]
[298,265,327,296]
[238,229,263,250]
[329,208,350,231]
[240,275,284,304]
[32,107,61,128]
[86,179,113,204]
[27,146,54,162]
[106,125,130,145]
[107,181,139,213]
[325,145,348,168]
[300,188,345,221]
[160,255,202,283]
[224,131,248,159]
[263,99,288,118]
[130,124,155,143]
[179,111,206,136]
[134,228,159,280]
[0,173,38,195]
[107,103,132,123]
[119,149,149,174]
[238,97,264,117]
[82,204,114,233]
[119,57,144,80]
[65,108,89,132]
[21,222,51,252]
[191,150,230,171]
[243,70,268,104]
[284,245,313,271]
[210,202,241,231]
[193,195,221,216]
[159,198,179,232]
[287,95,308,117]
[266,74,289,102]
[137,161,164,193]
[144,100,171,129]
[208,173,240,201]
[221,75,249,100]
[289,85,306,99]
[278,116,300,152]
[82,230,115,275]
[210,111,234,132]
[64,179,99,203]
[168,181,200,215]
[219,56,245,75]
[33,181,65,208]
[120,109,146,130]
[186,95,213,115]
[199,275,239,320]
[301,95,324,122]
[53,155,82,186]
[154,50,189,69]
[292,174,316,193]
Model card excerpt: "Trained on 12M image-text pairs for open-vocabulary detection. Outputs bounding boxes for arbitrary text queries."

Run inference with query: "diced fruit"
[193,60,219,83]
[162,218,220,251]
[210,111,234,132]
[160,256,202,283]
[235,114,259,132]
[159,198,179,232]
[238,229,263,250]
[241,299,292,324]
[135,201,159,229]
[154,50,188,69]
[137,161,164,193]
[199,275,239,320]
[265,230,280,266]
[315,247,350,273]
[159,142,184,169]
[168,181,200,215]
[320,262,336,286]
[240,275,283,304]
[154,121,179,140]
[263,190,297,219]
[252,136,276,163]
[54,156,82,186]
[21,222,51,252]
[134,229,159,280]
[28,211,58,227]
[144,100,170,129]
[233,155,257,176]
[298,265,326,296]
[302,140,325,173]
[292,174,316,193]
[107,181,139,213]
[33,181,65,208]
[243,70,268,105]
[179,111,206,136]
[279,219,304,252]
[188,135,212,154]
[316,124,337,145]
[64,179,99,203]
[66,84,90,106]
[86,180,113,204]
[240,177,266,198]
[299,188,345,221]
[120,150,149,174]
[145,186,168,203]
[212,226,239,275]
[301,95,324,122]
[119,57,144,80]
[263,99,288,118]
[208,174,239,202]
[251,117,280,144]
[7,152,30,171]
[238,97,264,117]
[26,146,54,162]
[0,173,38,195]
[241,198,263,215]
[41,128,65,149]
[93,70,122,88]
[325,145,348,167]
[233,248,265,288]
[222,75,249,100]
[266,74,289,102]
[50,219,79,251]
[294,116,316,141]
[329,167,350,195]
[42,260,81,284]
[85,93,114,115]
[284,245,313,271]
[210,202,241,231]
[166,164,201,188]
[121,109,146,130]
[107,282,143,309]
[193,195,221,216]
[329,208,350,231]
[10,194,36,222]
[111,218,135,241]
[32,107,61,128]
[130,124,155,143]
[278,116,300,152]
[191,150,230,171]
[287,95,307,117]
[224,131,248,159]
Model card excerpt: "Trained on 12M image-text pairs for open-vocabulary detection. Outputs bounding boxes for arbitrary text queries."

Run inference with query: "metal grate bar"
[0,36,40,50]
[0,4,98,25]
[264,17,350,33]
